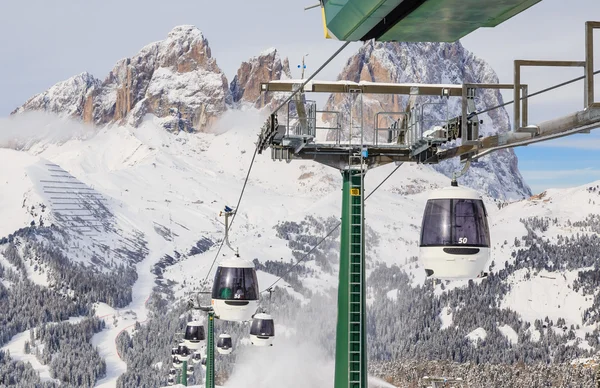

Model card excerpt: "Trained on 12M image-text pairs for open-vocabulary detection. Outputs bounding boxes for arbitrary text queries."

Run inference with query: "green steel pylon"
[205,312,215,388]
[335,167,367,388]
[182,360,188,386]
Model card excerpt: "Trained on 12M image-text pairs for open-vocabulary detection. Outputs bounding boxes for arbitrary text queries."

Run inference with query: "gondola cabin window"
[420,199,489,247]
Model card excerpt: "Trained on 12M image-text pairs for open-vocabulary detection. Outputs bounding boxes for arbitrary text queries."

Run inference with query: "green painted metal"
[322,0,542,42]
[323,0,403,41]
[182,360,188,387]
[334,169,367,388]
[206,312,215,388]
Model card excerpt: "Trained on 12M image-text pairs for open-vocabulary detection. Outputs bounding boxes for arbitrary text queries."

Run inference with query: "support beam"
[586,22,600,107]
[335,169,367,388]
[514,60,586,133]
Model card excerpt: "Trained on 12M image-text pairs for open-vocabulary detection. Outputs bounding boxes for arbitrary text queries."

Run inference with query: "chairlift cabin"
[211,256,260,321]
[419,183,491,280]
[250,313,275,347]
[183,321,205,351]
[216,334,233,355]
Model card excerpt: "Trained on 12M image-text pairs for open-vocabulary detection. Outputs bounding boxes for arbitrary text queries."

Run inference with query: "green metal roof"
[322,0,542,42]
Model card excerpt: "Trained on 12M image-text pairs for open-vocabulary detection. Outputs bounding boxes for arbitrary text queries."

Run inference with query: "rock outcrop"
[14,26,230,132]
[230,48,291,109]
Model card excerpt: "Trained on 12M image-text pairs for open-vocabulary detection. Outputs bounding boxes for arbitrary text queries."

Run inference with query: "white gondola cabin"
[250,313,275,347]
[183,321,205,351]
[172,356,183,368]
[419,183,491,280]
[192,351,202,364]
[211,256,259,321]
[175,344,190,362]
[216,334,233,355]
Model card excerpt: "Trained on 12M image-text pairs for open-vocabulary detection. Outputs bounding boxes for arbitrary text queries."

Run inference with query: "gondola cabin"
[212,256,259,322]
[216,334,233,355]
[167,377,175,386]
[183,321,205,351]
[250,313,275,347]
[175,344,190,362]
[192,351,202,364]
[172,356,183,368]
[419,183,490,280]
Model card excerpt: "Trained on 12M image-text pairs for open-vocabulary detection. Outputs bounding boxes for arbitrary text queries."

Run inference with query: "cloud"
[0,112,97,150]
[223,338,333,388]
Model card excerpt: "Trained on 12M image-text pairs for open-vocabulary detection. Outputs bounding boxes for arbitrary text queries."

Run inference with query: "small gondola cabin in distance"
[320,0,543,42]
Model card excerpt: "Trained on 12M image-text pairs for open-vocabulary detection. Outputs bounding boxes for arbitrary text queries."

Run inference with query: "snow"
[501,268,591,327]
[498,324,518,345]
[146,67,226,114]
[1,316,87,383]
[1,107,599,385]
[466,327,487,346]
[260,47,277,56]
[439,306,453,330]
[386,289,398,301]
[2,329,57,383]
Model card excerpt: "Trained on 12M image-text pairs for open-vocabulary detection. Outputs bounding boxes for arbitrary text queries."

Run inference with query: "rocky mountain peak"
[230,48,291,109]
[14,25,230,133]
[12,72,101,120]
[325,40,531,200]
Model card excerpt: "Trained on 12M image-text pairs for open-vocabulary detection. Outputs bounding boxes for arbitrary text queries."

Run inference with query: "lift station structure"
[255,20,600,388]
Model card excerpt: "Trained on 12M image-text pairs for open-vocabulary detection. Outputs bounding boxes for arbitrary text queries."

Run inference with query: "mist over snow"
[0,111,98,151]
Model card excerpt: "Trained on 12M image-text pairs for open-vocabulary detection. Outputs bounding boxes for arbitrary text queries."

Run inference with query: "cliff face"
[230,48,291,109]
[14,26,230,132]
[325,41,531,200]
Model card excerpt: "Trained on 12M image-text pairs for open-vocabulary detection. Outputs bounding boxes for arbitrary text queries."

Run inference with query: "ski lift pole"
[205,311,215,388]
[182,359,188,387]
[220,206,238,255]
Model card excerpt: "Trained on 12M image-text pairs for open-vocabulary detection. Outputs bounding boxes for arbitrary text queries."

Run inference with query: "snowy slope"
[1,110,599,386]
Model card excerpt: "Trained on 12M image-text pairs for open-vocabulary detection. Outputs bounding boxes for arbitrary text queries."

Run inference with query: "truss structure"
[257,21,600,170]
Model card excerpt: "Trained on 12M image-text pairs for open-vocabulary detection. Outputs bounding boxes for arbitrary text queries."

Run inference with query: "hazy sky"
[1,0,599,194]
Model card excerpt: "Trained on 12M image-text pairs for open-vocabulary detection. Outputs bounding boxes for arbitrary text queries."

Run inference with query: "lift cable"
[202,145,259,286]
[271,41,351,115]
[201,41,352,288]
[261,163,403,293]
[478,69,600,116]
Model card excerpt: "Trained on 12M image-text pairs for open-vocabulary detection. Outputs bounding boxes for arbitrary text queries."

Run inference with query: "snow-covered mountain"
[14,26,231,133]
[11,26,529,201]
[4,24,597,388]
[326,40,531,200]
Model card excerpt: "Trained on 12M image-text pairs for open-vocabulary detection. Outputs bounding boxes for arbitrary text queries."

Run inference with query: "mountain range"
[1,25,598,387]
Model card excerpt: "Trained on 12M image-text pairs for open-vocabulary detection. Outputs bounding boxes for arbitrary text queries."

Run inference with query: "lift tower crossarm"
[261,80,465,96]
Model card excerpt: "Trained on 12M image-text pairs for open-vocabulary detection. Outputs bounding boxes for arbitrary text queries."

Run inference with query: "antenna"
[298,54,309,79]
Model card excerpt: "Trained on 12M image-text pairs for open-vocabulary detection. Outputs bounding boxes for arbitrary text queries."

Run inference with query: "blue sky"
[1,0,599,194]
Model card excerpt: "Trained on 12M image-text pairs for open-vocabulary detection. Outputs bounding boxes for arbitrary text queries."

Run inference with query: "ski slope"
[1,110,600,386]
